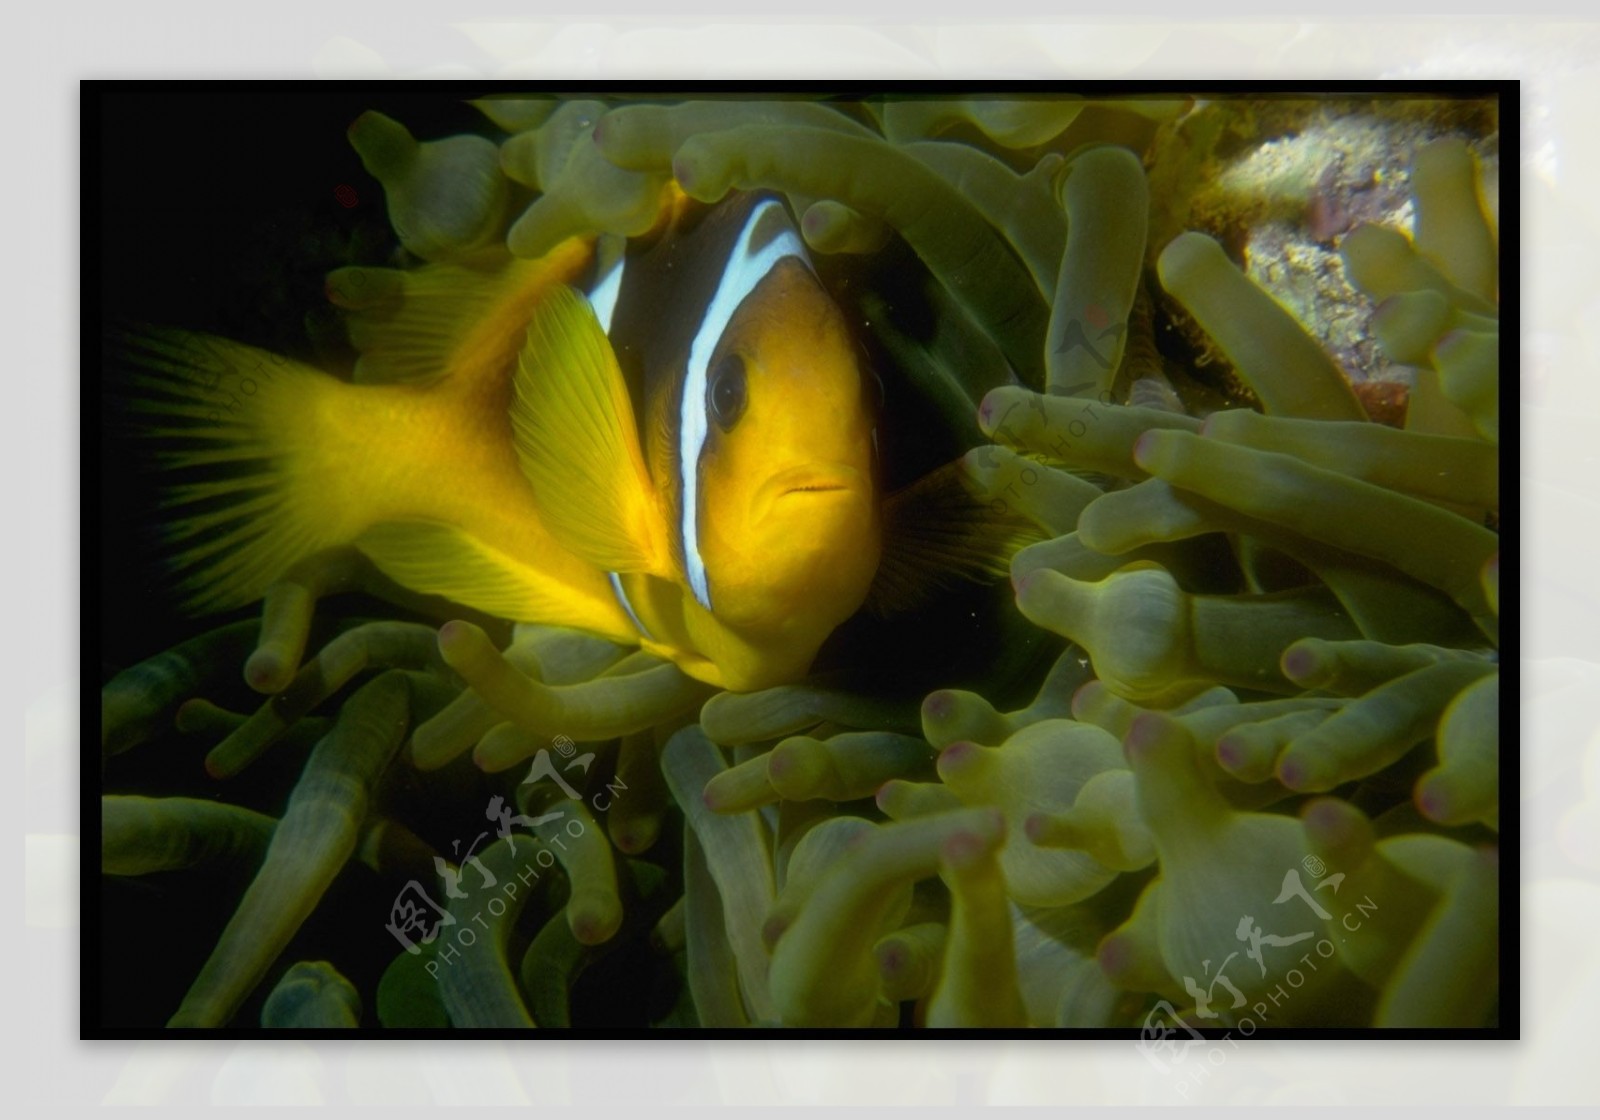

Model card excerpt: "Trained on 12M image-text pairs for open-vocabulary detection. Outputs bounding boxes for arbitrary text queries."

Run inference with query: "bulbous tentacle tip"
[935,740,982,779]
[1122,710,1172,766]
[1022,812,1051,844]
[1069,679,1104,720]
[1095,931,1133,980]
[1414,765,1497,829]
[436,619,471,649]
[570,904,623,947]
[1299,798,1381,885]
[922,690,954,722]
[939,827,996,871]
[1300,795,1361,847]
[1276,754,1312,790]
[1128,429,1159,472]
[347,111,418,179]
[1280,641,1318,685]
[243,653,278,695]
[977,388,1018,435]
[874,940,908,975]
[668,144,725,203]
[174,697,243,738]
[761,913,791,951]
[1010,570,1037,603]
[1414,775,1449,822]
[1213,733,1245,772]
[766,744,797,780]
[610,822,655,856]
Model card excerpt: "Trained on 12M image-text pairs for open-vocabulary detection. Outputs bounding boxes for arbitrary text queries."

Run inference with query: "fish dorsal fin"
[325,239,591,385]
[866,459,1043,617]
[510,284,675,578]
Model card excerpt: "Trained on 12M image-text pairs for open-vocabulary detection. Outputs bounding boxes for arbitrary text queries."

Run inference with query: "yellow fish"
[118,190,1026,692]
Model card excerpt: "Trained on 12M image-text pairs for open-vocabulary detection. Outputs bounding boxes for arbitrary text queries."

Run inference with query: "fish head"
[692,257,881,635]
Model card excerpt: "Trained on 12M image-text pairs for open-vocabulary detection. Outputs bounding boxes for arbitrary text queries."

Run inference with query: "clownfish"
[117,190,1028,692]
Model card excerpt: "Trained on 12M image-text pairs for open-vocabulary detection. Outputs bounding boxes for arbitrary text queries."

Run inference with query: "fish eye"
[709,353,747,431]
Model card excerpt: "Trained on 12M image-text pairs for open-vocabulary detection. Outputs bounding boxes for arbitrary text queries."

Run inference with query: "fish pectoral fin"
[866,458,1043,617]
[355,520,635,639]
[510,284,675,578]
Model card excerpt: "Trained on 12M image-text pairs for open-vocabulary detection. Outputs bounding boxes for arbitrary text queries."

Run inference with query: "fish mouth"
[759,464,866,515]
[782,483,849,496]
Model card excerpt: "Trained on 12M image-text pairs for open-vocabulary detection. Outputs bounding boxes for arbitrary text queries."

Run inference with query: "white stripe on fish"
[678,200,813,611]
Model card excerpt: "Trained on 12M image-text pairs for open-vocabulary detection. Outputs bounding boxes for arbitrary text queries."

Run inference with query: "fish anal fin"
[355,520,634,641]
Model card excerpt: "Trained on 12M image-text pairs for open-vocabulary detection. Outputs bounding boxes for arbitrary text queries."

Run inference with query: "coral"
[99,93,1500,1032]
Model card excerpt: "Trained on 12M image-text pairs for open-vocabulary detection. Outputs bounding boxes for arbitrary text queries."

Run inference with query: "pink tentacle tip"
[1300,797,1350,844]
[1123,712,1167,763]
[244,651,283,693]
[1415,778,1447,821]
[1130,430,1157,470]
[922,691,954,722]
[1281,645,1316,683]
[1214,736,1243,771]
[876,942,907,975]
[1012,571,1038,601]
[1023,813,1050,844]
[669,154,696,193]
[937,740,979,773]
[940,829,989,870]
[1096,934,1129,977]
[616,824,655,854]
[1276,755,1310,790]
[1069,680,1103,719]
[173,699,206,734]
[570,910,608,946]
[977,390,1001,431]
[437,620,472,652]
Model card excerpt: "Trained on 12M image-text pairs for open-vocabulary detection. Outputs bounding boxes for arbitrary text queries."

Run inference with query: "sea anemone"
[97,92,1500,1031]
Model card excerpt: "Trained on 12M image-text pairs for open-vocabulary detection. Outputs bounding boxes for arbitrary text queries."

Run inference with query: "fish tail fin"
[110,326,364,614]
